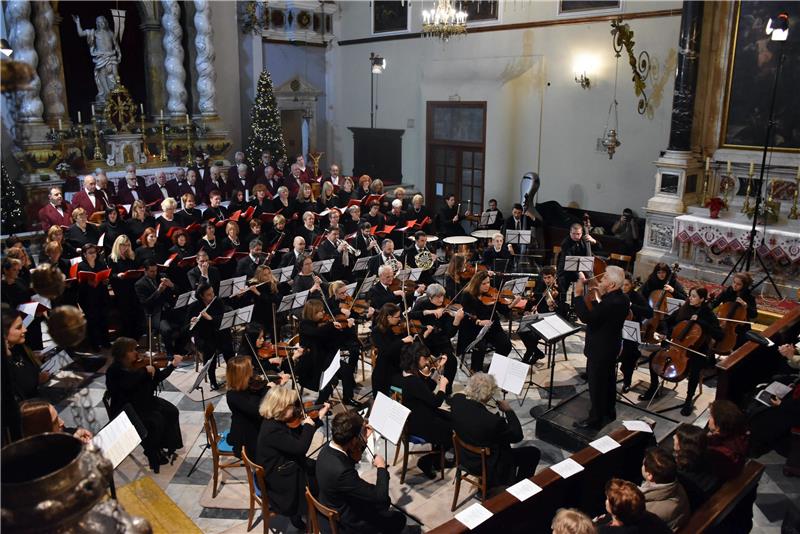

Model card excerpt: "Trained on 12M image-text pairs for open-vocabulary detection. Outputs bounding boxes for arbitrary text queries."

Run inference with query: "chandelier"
[422,0,467,41]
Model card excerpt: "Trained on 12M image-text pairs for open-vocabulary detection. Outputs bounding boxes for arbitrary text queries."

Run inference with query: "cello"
[649,318,705,383]
[714,294,749,354]
[642,263,681,343]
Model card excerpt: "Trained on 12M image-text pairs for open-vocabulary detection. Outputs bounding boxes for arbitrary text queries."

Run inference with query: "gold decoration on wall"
[103,82,136,132]
[611,18,651,115]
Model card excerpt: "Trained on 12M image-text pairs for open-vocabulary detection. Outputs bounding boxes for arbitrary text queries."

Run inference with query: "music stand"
[525,314,582,410]
[479,211,497,227]
[187,356,218,477]
[344,282,358,298]
[352,256,372,274]
[434,262,449,278]
[278,290,309,314]
[218,276,245,299]
[501,277,529,295]
[396,268,422,282]
[272,265,294,283]
[359,275,377,295]
[564,256,594,273]
[312,259,334,275]
[174,290,196,309]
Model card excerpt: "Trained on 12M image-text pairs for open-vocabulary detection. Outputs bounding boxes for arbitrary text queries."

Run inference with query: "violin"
[342,297,370,316]
[714,293,749,354]
[419,355,446,377]
[258,341,299,359]
[459,262,487,282]
[642,263,681,343]
[248,374,282,393]
[285,401,325,429]
[132,353,170,369]
[389,278,419,294]
[649,318,705,382]
[479,286,520,307]
[390,318,429,336]
[320,312,350,329]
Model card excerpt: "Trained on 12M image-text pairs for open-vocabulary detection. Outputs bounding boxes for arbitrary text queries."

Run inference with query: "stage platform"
[534,389,680,452]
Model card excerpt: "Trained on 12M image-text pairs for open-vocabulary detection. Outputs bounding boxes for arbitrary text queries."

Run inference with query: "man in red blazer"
[70,175,107,217]
[38,186,73,230]
[294,154,316,183]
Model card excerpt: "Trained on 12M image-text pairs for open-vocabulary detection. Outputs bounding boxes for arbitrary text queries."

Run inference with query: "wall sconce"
[573,54,596,90]
[575,72,591,89]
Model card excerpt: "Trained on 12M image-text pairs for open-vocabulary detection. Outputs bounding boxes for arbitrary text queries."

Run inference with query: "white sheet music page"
[487,354,528,395]
[550,458,584,479]
[589,435,621,454]
[506,478,542,502]
[455,503,493,529]
[623,420,654,433]
[319,350,341,391]
[369,392,410,445]
[92,412,142,468]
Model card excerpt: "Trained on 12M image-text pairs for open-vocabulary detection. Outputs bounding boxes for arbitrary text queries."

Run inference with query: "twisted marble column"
[7,0,44,123]
[193,0,218,117]
[161,0,187,116]
[34,1,67,123]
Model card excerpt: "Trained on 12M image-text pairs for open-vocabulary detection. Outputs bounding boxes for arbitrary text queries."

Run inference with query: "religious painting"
[721,1,800,151]
[462,1,500,23]
[558,1,620,15]
[373,1,409,34]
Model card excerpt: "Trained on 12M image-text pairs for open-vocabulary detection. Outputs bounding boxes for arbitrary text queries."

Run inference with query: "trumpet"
[337,238,360,256]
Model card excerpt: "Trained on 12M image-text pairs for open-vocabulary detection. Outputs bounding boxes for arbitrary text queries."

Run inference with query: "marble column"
[193,0,218,117]
[7,0,44,123]
[139,17,167,119]
[667,1,704,152]
[161,0,187,117]
[34,1,68,124]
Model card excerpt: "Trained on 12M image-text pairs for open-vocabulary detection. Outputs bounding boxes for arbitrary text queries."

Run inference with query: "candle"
[58,118,63,131]
[160,109,164,119]
[705,157,710,171]
[91,104,96,117]
[749,162,754,175]
[77,111,81,124]
[140,103,144,115]
[185,114,190,124]
[727,160,731,174]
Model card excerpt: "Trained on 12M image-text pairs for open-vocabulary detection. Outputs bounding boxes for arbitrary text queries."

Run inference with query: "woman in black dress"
[256,386,330,529]
[155,198,182,258]
[335,177,355,209]
[250,184,272,217]
[106,337,183,472]
[710,272,758,350]
[225,355,269,459]
[398,341,452,479]
[64,208,99,253]
[134,227,159,266]
[240,265,283,338]
[197,221,222,261]
[317,181,338,212]
[291,255,326,298]
[2,306,48,402]
[167,228,195,293]
[619,272,653,392]
[370,302,414,398]
[108,235,141,339]
[229,188,249,214]
[125,200,155,248]
[272,186,297,225]
[76,243,111,350]
[98,207,126,256]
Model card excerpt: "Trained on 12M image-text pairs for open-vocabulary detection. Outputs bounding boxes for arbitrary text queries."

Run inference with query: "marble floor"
[55,330,796,533]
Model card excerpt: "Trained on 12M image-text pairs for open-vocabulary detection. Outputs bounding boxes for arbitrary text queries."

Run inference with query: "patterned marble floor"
[55,331,796,533]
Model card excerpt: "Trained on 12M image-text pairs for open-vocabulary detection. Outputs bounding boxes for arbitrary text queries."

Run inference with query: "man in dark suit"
[205,165,231,200]
[253,150,273,181]
[134,260,184,359]
[235,238,263,279]
[368,265,405,316]
[70,175,107,217]
[233,164,256,195]
[145,171,179,204]
[228,151,249,183]
[258,165,282,197]
[316,410,405,534]
[94,171,117,206]
[368,239,399,277]
[187,250,220,294]
[557,222,597,302]
[294,154,316,184]
[189,152,210,184]
[320,163,343,188]
[178,168,206,205]
[503,203,537,256]
[279,236,306,278]
[355,222,380,258]
[38,186,73,230]
[450,372,541,488]
[573,265,629,429]
[315,226,352,282]
[401,231,438,285]
[117,165,148,205]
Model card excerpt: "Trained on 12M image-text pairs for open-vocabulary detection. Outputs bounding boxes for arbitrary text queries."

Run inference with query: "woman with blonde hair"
[317,181,338,211]
[222,220,246,254]
[125,199,155,246]
[336,176,355,208]
[65,207,98,253]
[272,185,296,222]
[256,386,329,529]
[43,224,76,260]
[295,182,316,212]
[108,235,140,338]
[551,508,596,534]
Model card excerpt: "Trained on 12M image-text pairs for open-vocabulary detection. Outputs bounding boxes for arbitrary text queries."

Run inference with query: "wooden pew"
[715,306,800,406]
[428,427,654,534]
[676,459,764,534]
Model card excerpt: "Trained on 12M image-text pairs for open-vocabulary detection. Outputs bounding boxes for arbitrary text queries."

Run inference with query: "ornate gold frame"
[719,0,800,153]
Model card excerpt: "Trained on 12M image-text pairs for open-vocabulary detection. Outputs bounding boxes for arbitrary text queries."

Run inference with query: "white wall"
[326,0,682,214]
[209,0,242,154]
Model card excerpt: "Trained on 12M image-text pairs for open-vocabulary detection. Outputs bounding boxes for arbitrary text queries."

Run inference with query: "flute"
[189,296,216,330]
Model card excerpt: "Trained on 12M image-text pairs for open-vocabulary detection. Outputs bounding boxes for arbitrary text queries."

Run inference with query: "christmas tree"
[1,162,26,234]
[245,70,287,169]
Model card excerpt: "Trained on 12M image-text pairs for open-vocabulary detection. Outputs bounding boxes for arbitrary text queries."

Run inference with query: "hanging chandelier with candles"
[422,0,468,41]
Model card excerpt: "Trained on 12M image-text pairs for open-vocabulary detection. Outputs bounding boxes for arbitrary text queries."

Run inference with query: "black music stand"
[187,356,217,477]
[523,314,582,412]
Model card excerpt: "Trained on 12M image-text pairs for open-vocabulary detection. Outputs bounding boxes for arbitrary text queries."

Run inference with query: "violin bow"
[274,302,304,409]
[244,331,271,378]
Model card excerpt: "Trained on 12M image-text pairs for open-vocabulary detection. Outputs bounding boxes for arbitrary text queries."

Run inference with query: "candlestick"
[741,167,753,215]
[705,157,710,171]
[58,118,63,131]
[92,116,103,160]
[91,104,96,117]
[159,119,168,163]
[160,108,164,119]
[77,111,82,124]
[185,113,190,125]
[749,161,754,175]
[77,122,85,160]
[186,117,193,166]
[726,160,731,174]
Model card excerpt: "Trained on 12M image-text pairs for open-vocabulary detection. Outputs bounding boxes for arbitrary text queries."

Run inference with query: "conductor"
[573,266,629,430]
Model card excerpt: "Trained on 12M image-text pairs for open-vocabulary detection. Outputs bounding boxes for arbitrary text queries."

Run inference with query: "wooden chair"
[241,447,276,533]
[551,245,561,266]
[609,252,632,272]
[204,402,242,498]
[389,386,445,483]
[305,486,340,534]
[451,431,491,511]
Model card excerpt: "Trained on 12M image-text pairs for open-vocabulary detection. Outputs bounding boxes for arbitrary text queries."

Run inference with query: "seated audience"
[551,508,597,534]
[672,424,721,510]
[595,478,671,534]
[638,447,690,531]
[706,399,749,481]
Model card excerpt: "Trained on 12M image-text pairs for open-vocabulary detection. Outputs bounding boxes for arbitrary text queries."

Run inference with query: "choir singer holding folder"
[573,266,629,430]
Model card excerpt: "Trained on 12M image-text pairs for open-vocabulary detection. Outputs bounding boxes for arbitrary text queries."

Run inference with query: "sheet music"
[505,230,532,245]
[434,262,449,277]
[92,412,142,469]
[550,458,584,479]
[273,265,294,283]
[622,320,642,343]
[312,259,334,274]
[174,290,196,309]
[220,309,237,329]
[359,276,377,294]
[589,435,621,454]
[756,381,793,406]
[623,420,653,433]
[665,297,684,315]
[218,278,236,298]
[564,256,594,272]
[506,478,542,502]
[235,304,255,325]
[455,503,493,529]
[319,350,341,391]
[231,275,247,294]
[487,354,529,395]
[41,350,74,374]
[369,392,411,445]
[501,277,528,294]
[344,282,358,297]
[532,315,576,342]
[352,256,372,273]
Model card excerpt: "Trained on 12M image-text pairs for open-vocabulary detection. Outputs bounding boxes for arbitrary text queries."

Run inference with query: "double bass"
[642,263,681,343]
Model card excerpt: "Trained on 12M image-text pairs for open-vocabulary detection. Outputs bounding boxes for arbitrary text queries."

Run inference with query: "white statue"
[72,15,121,104]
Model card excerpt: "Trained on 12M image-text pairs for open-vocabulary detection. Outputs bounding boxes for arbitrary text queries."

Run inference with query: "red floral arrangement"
[705,197,725,218]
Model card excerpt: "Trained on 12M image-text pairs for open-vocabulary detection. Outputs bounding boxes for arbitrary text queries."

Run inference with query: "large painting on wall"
[558,1,620,15]
[373,1,408,34]
[721,1,799,151]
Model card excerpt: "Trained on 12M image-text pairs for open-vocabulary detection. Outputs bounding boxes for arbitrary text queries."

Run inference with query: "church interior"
[1,1,799,533]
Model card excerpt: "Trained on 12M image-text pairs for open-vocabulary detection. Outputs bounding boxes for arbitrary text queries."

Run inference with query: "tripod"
[722,38,786,299]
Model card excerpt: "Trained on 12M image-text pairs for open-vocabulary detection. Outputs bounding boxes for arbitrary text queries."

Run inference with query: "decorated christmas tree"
[245,70,287,169]
[1,162,26,234]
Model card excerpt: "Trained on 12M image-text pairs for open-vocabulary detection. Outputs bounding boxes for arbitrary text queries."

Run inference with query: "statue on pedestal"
[72,15,121,104]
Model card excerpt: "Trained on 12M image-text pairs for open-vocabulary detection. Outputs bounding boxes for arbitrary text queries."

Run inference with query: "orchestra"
[2,169,779,533]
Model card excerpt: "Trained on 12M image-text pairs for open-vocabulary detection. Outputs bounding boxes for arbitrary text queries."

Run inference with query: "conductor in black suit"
[186,249,221,294]
[573,265,629,430]
[316,410,406,534]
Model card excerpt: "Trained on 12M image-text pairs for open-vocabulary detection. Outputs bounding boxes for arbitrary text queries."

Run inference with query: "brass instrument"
[415,248,434,270]
[386,255,401,273]
[337,238,359,257]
